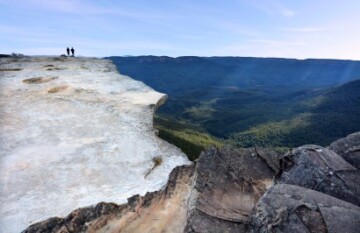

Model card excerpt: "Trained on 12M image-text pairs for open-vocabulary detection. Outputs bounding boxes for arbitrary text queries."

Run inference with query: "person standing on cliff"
[66,47,70,56]
[71,47,75,57]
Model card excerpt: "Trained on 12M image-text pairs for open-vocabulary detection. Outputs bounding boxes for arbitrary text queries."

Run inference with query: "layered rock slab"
[250,143,360,232]
[24,146,279,233]
[0,56,190,233]
[184,147,278,233]
[23,133,360,232]
[328,132,360,169]
[278,145,360,206]
[250,184,360,233]
[24,165,196,233]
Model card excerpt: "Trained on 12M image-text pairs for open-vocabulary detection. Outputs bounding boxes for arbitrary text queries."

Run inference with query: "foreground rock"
[24,165,195,233]
[328,132,360,169]
[184,147,279,233]
[250,184,360,233]
[24,132,360,232]
[251,144,360,233]
[0,56,190,233]
[25,146,281,232]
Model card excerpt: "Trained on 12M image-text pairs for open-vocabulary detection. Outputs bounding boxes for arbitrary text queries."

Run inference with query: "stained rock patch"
[43,64,54,68]
[0,68,22,71]
[46,67,64,71]
[47,85,68,93]
[23,76,57,84]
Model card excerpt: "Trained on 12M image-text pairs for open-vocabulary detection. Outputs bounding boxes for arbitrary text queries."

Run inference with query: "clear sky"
[1,0,359,59]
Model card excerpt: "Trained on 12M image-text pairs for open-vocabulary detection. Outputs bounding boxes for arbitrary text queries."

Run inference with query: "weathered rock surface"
[277,145,360,206]
[184,147,279,233]
[328,132,360,169]
[24,146,280,233]
[0,56,190,233]
[23,132,360,233]
[24,165,196,233]
[250,142,360,232]
[250,184,360,233]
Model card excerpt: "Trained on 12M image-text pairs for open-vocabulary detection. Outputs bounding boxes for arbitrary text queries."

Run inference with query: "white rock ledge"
[0,56,190,233]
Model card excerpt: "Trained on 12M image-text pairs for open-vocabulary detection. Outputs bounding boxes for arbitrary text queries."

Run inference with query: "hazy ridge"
[108,56,360,159]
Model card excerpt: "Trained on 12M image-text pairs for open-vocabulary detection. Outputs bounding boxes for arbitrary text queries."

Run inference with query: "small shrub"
[152,156,163,167]
[144,156,163,178]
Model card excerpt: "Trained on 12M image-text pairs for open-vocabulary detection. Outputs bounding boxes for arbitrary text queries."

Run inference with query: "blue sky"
[1,0,359,59]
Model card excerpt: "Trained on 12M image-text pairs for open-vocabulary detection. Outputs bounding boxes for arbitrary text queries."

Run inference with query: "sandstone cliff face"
[24,165,196,233]
[24,146,278,233]
[0,56,190,233]
[25,132,360,233]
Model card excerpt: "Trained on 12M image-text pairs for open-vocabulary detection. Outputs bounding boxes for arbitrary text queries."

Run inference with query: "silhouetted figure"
[66,47,70,56]
[71,47,75,57]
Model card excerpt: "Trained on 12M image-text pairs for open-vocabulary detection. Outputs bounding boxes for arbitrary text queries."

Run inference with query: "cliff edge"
[0,56,190,233]
[1,56,359,233]
[24,132,360,233]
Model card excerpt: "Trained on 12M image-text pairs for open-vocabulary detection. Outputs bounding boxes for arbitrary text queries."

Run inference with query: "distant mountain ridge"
[107,56,360,158]
[108,56,360,93]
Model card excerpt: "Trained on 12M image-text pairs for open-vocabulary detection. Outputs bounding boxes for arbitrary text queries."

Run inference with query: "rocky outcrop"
[250,184,360,233]
[250,144,360,233]
[0,56,190,233]
[24,165,195,233]
[328,132,360,169]
[3,57,359,233]
[24,146,280,233]
[278,145,359,206]
[184,147,279,233]
[23,132,360,233]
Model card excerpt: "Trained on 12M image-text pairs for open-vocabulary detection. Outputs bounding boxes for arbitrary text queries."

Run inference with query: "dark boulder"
[185,146,280,232]
[250,184,360,233]
[277,145,360,206]
[328,132,360,169]
[250,134,360,233]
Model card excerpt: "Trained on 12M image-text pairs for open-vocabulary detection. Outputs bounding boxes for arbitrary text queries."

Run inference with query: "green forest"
[108,56,360,160]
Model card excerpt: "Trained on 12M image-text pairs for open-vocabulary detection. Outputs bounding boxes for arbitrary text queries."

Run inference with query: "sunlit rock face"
[0,56,190,233]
